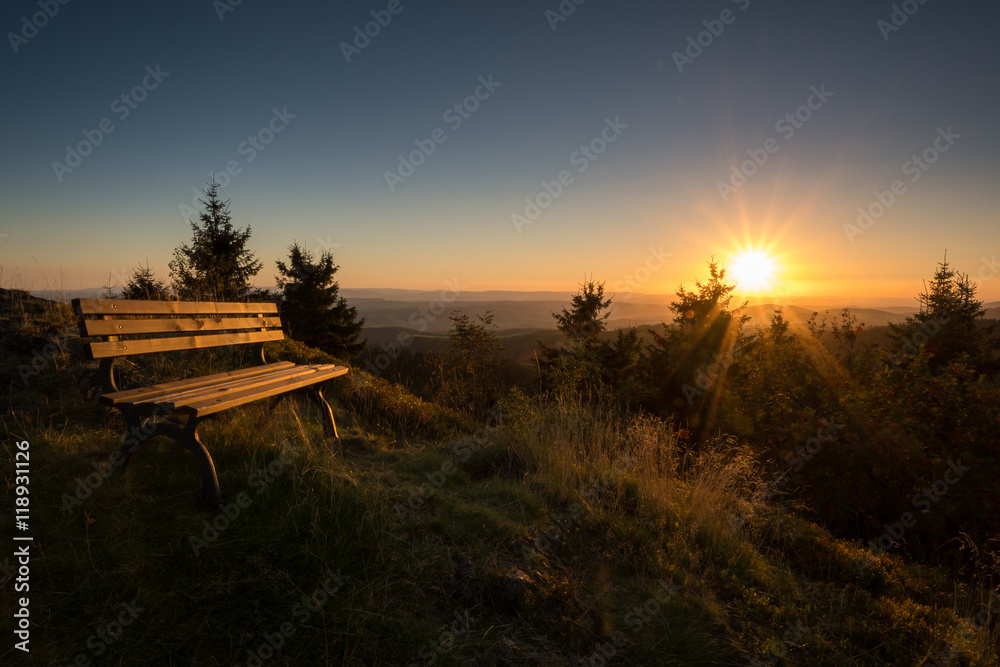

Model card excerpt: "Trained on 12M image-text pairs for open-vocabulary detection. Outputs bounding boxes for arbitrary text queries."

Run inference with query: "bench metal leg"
[178,418,223,507]
[114,411,222,506]
[311,386,339,439]
[268,388,340,439]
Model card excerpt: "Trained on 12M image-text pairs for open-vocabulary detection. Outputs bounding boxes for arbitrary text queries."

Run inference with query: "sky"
[1,0,999,306]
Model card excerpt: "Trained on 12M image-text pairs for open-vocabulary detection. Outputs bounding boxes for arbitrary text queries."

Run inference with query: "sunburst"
[730,249,776,292]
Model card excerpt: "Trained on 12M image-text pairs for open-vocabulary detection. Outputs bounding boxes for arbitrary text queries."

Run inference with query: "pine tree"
[539,279,614,395]
[647,259,750,435]
[605,326,652,407]
[888,254,998,373]
[169,180,262,301]
[440,311,506,416]
[100,261,171,300]
[553,279,612,349]
[275,242,365,358]
[122,261,171,300]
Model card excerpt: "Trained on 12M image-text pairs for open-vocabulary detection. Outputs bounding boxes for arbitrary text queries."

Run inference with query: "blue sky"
[2,0,999,303]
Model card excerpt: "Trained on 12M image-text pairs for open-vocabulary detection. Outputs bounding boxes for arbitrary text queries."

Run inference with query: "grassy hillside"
[2,290,998,665]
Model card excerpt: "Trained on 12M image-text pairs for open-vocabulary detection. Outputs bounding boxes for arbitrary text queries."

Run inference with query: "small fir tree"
[888,254,998,373]
[169,180,262,301]
[122,261,171,300]
[275,242,365,358]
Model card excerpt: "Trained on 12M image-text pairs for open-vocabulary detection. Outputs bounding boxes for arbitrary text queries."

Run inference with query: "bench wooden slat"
[73,294,350,504]
[87,330,285,359]
[80,316,283,337]
[182,365,349,416]
[115,364,329,409]
[73,298,278,316]
[100,362,297,406]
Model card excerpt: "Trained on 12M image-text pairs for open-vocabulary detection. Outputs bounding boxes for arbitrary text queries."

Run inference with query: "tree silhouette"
[888,254,998,374]
[122,260,171,300]
[439,311,506,416]
[648,259,749,436]
[539,279,614,396]
[275,241,365,358]
[101,260,171,300]
[169,180,262,301]
[553,279,612,347]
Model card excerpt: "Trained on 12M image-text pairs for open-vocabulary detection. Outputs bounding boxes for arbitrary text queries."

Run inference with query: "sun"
[730,249,776,292]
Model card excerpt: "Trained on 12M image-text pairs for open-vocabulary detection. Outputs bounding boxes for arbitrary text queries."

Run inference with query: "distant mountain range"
[349,296,1000,333]
[27,288,1000,333]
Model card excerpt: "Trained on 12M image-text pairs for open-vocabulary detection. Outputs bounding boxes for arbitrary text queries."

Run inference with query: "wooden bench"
[72,298,349,505]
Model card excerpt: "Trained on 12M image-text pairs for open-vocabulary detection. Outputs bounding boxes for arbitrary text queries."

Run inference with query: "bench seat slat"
[72,295,350,504]
[180,365,349,416]
[100,362,296,406]
[116,364,330,408]
[74,298,278,316]
[81,316,283,337]
[87,330,285,359]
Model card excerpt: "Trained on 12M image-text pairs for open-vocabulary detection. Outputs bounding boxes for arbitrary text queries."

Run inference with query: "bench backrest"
[72,298,284,360]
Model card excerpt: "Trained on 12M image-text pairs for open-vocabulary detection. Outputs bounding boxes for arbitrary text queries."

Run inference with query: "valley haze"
[29,287,1000,333]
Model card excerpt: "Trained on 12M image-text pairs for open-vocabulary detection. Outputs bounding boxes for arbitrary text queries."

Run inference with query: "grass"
[1,289,998,665]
